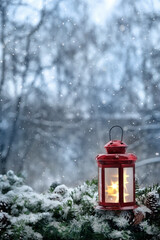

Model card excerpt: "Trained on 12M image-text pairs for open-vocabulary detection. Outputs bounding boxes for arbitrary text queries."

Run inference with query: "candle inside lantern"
[105,168,119,203]
[105,168,132,203]
[106,179,119,202]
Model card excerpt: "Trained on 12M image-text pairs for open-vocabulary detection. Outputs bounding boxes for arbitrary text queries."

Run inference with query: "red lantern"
[96,126,137,210]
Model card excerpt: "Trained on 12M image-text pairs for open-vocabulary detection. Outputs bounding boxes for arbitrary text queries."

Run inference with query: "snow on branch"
[0,171,159,240]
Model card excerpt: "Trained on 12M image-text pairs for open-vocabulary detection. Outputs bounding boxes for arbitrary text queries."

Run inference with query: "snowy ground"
[0,171,160,239]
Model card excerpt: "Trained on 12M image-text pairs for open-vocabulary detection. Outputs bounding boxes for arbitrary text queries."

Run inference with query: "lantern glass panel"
[105,168,119,203]
[98,168,102,202]
[123,167,133,203]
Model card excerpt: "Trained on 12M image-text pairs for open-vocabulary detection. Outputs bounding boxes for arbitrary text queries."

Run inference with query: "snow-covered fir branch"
[0,171,160,240]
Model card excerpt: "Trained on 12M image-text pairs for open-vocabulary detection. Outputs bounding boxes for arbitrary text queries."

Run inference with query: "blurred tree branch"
[0,1,46,173]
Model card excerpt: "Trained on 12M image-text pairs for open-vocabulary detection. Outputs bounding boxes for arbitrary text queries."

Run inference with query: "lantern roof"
[104,139,128,154]
[96,152,137,161]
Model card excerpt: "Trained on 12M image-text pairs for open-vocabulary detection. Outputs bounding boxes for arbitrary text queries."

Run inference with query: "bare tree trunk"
[0,96,21,174]
[0,6,45,174]
[0,4,7,173]
[0,5,6,95]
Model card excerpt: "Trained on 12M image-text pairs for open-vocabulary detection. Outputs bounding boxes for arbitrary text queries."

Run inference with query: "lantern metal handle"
[109,125,123,142]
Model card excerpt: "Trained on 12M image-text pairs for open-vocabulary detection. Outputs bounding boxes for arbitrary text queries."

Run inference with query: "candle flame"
[105,170,130,203]
[106,177,119,202]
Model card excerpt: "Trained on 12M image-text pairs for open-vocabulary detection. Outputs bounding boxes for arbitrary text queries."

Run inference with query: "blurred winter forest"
[0,0,160,191]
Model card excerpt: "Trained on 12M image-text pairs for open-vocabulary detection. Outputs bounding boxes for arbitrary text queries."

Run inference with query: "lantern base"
[96,205,138,211]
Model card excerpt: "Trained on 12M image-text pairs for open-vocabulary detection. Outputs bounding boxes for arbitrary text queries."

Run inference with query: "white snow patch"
[134,205,151,217]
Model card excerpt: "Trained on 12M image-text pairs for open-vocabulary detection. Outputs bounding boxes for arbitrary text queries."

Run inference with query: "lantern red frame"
[96,127,138,211]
